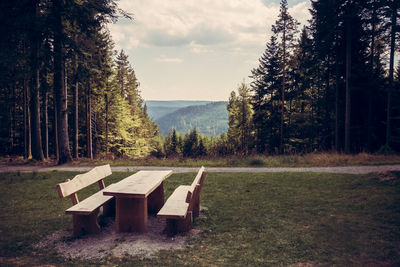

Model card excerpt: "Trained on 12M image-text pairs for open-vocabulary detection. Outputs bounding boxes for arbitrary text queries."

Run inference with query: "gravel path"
[1,164,400,174]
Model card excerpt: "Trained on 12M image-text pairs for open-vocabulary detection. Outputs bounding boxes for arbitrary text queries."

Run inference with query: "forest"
[0,0,399,163]
[0,0,159,163]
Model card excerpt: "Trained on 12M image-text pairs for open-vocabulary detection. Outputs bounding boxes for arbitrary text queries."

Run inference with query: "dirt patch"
[35,216,199,260]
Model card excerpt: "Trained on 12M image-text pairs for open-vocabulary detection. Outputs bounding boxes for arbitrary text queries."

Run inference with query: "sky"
[108,0,312,101]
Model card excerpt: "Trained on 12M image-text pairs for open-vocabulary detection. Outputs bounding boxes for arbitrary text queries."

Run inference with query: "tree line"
[229,0,400,155]
[162,0,400,158]
[0,1,159,164]
[1,0,399,162]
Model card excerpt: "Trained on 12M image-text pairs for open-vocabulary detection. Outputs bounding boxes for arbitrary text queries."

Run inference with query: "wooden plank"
[116,197,148,232]
[157,186,191,219]
[66,188,114,215]
[157,202,189,219]
[57,164,112,198]
[73,211,101,235]
[189,166,205,193]
[147,182,165,213]
[103,170,173,198]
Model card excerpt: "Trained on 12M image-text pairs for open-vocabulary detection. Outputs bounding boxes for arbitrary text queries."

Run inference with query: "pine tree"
[227,91,240,153]
[227,83,253,154]
[272,0,299,153]
[28,0,45,161]
[290,27,315,152]
[251,35,281,153]
[183,128,199,157]
[383,0,399,152]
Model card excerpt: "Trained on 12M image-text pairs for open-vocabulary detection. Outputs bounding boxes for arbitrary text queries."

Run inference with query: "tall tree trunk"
[367,0,377,151]
[280,26,286,154]
[86,83,93,159]
[344,16,352,154]
[73,49,79,159]
[53,0,72,164]
[105,93,109,155]
[43,89,49,158]
[385,0,397,152]
[24,74,32,159]
[10,86,15,154]
[335,33,340,152]
[54,101,59,161]
[325,55,332,150]
[30,0,44,161]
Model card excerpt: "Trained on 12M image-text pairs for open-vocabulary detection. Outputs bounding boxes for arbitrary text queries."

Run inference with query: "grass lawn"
[0,170,399,266]
[2,152,400,168]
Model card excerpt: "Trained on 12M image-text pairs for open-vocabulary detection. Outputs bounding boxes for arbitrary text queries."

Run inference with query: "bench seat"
[66,187,114,215]
[157,186,191,219]
[157,167,206,235]
[56,165,115,235]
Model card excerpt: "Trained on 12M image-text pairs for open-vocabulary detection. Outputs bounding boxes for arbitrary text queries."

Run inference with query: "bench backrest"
[56,164,112,204]
[189,166,206,193]
[187,166,206,211]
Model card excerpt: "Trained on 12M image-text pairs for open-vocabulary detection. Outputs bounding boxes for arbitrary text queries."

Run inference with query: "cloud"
[190,41,213,54]
[289,1,312,27]
[155,56,183,63]
[108,1,312,101]
[111,0,311,53]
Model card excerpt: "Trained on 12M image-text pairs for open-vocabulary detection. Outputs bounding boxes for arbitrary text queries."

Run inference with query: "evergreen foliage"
[247,0,400,154]
[1,0,399,160]
[0,1,158,161]
[227,83,253,155]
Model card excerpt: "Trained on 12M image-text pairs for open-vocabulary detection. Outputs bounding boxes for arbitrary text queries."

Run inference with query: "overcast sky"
[108,0,312,101]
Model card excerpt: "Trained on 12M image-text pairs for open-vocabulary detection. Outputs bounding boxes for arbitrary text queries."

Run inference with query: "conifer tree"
[251,35,281,153]
[272,0,299,153]
[227,83,253,154]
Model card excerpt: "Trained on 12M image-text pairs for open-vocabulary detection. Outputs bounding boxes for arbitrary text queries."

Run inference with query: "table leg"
[147,182,165,214]
[115,197,148,232]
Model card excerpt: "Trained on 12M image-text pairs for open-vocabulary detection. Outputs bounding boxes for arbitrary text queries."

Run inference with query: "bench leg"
[165,211,193,236]
[116,197,148,232]
[147,182,164,214]
[193,196,200,218]
[72,209,101,236]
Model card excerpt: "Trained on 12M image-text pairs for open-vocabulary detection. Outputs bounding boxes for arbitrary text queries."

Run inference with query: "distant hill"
[145,100,212,120]
[154,101,228,136]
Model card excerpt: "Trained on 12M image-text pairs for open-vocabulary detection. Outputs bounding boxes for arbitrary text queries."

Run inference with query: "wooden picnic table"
[103,170,173,232]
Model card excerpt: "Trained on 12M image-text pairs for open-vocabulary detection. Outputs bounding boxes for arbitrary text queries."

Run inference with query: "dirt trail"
[1,164,400,174]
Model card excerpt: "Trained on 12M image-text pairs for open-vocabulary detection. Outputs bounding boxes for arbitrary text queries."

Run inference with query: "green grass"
[80,152,400,167]
[3,152,400,168]
[0,171,399,266]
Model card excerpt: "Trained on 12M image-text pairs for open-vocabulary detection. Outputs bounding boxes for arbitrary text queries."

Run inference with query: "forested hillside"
[156,102,228,136]
[145,100,212,120]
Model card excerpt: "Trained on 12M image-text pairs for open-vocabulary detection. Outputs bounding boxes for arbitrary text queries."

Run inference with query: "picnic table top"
[103,170,173,198]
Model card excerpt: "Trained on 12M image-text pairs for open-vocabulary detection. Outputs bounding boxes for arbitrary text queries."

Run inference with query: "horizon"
[144,99,227,102]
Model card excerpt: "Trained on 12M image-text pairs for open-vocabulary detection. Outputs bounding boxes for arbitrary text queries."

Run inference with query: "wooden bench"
[56,164,115,235]
[157,166,206,235]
